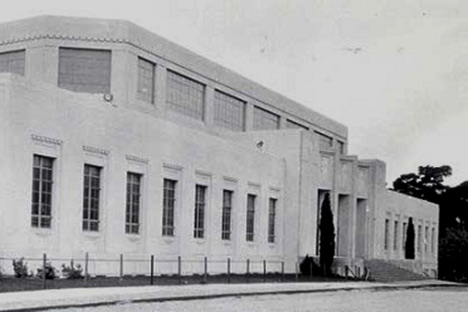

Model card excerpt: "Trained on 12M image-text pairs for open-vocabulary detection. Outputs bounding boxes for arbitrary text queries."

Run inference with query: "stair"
[364,259,430,282]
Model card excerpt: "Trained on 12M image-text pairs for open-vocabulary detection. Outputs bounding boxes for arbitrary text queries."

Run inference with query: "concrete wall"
[0,74,286,275]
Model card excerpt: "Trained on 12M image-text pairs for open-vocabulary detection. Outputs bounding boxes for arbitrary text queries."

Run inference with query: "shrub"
[61,261,84,279]
[299,255,320,276]
[405,217,415,259]
[319,192,335,277]
[12,258,29,278]
[37,262,57,280]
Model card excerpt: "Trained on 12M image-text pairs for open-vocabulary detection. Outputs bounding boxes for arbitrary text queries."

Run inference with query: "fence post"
[281,261,284,283]
[84,252,89,284]
[246,259,250,283]
[295,261,298,282]
[178,256,182,284]
[263,260,266,282]
[150,255,154,285]
[204,256,208,283]
[42,253,47,289]
[119,254,124,281]
[227,258,231,284]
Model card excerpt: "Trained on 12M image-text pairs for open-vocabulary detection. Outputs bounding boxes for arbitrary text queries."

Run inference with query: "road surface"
[57,287,468,312]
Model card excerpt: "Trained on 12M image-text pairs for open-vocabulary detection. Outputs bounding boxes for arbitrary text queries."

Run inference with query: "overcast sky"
[2,0,467,186]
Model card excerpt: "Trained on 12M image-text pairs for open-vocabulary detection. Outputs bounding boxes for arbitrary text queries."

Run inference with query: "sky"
[1,0,467,186]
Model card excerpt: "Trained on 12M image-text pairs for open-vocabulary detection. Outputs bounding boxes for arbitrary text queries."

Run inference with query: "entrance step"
[364,259,430,282]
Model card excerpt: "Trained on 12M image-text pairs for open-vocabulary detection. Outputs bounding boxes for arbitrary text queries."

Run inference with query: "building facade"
[0,16,438,277]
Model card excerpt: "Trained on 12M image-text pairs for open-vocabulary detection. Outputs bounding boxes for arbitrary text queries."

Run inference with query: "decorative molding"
[247,182,261,189]
[223,176,238,183]
[162,163,184,171]
[195,169,212,178]
[82,145,109,156]
[31,134,62,146]
[125,154,149,165]
[269,186,281,193]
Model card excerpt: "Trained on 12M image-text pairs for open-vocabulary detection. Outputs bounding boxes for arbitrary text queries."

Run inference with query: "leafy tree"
[392,165,452,203]
[319,192,335,276]
[405,217,415,259]
[439,227,468,282]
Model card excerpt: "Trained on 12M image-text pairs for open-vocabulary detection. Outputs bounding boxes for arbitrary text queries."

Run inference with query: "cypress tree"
[405,217,415,259]
[319,192,335,276]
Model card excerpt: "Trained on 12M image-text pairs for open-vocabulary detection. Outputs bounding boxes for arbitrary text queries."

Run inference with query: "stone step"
[364,260,429,282]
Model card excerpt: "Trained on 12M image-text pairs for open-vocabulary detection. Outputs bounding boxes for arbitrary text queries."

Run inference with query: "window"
[337,141,345,154]
[194,185,207,238]
[162,179,177,236]
[425,226,429,254]
[393,221,398,251]
[246,194,256,242]
[221,190,233,240]
[166,70,205,120]
[286,119,308,130]
[58,48,111,93]
[402,222,407,251]
[417,225,422,253]
[31,155,54,228]
[0,50,25,76]
[384,219,389,250]
[214,90,245,131]
[268,198,277,243]
[431,227,435,254]
[253,106,279,130]
[125,173,141,234]
[82,164,101,231]
[316,132,333,149]
[137,57,155,103]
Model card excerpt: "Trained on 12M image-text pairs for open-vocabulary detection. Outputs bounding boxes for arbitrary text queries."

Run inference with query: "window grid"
[246,194,256,242]
[221,190,233,240]
[431,227,435,254]
[0,50,25,76]
[384,219,389,250]
[214,91,245,132]
[316,132,333,150]
[194,185,206,239]
[58,48,111,94]
[125,173,141,234]
[31,155,53,228]
[137,57,155,103]
[286,119,308,130]
[402,222,408,251]
[417,225,422,253]
[268,198,277,243]
[424,226,429,254]
[393,221,398,251]
[82,165,101,231]
[166,70,205,120]
[253,106,279,130]
[162,179,177,236]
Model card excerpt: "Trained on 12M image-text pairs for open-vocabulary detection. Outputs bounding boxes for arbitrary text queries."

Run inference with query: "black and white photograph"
[0,1,467,311]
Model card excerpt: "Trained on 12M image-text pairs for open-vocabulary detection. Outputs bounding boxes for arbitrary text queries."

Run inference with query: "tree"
[405,217,415,260]
[319,192,335,276]
[392,165,452,204]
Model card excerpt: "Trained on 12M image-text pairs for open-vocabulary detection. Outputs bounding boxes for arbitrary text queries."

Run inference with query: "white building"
[0,16,438,278]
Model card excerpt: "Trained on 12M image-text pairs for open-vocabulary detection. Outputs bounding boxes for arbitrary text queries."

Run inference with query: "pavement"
[0,279,461,312]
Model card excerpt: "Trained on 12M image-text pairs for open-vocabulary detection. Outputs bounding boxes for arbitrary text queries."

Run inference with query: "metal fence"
[0,253,314,292]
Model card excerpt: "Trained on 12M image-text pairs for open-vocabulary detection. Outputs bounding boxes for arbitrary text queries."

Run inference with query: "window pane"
[268,198,277,243]
[214,91,245,131]
[0,50,25,76]
[83,164,101,231]
[194,185,206,238]
[162,179,177,236]
[286,119,308,130]
[222,190,233,240]
[125,172,141,234]
[137,57,155,103]
[253,106,279,130]
[166,70,205,120]
[31,155,54,228]
[246,194,256,241]
[58,48,111,93]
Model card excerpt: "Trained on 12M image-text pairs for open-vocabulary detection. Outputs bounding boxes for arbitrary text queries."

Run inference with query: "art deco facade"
[0,16,438,277]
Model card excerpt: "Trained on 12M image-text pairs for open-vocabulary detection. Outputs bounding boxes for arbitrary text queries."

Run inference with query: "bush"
[299,255,321,276]
[37,262,57,280]
[12,258,29,278]
[61,261,84,279]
